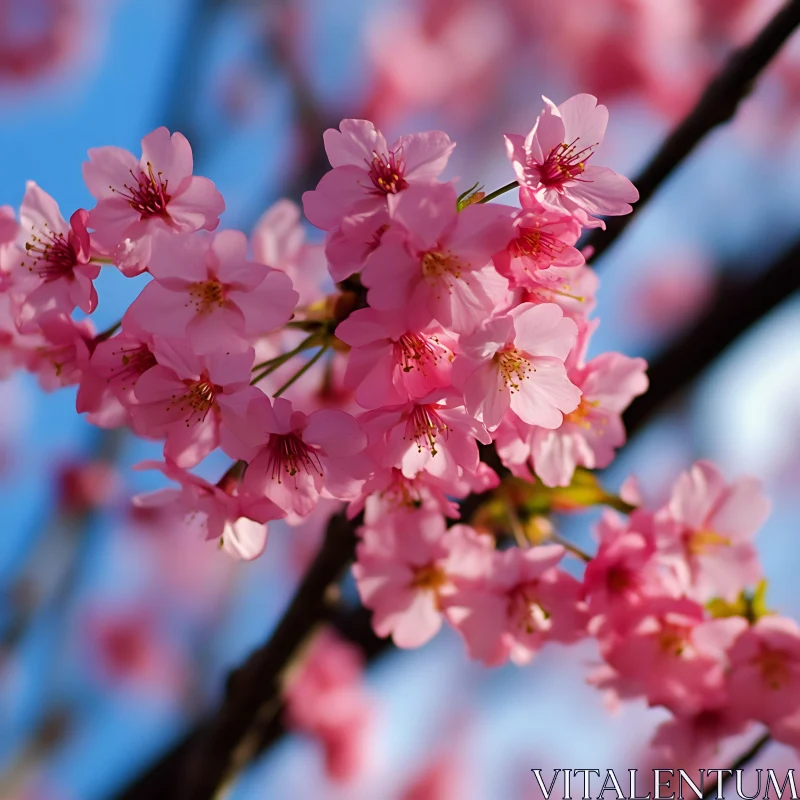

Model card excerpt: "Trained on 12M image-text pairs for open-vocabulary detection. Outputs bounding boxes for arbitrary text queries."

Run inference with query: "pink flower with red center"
[133,459,282,560]
[359,389,491,483]
[493,206,585,291]
[505,94,639,224]
[240,395,371,518]
[455,302,581,431]
[362,183,515,334]
[445,544,587,666]
[336,306,456,409]
[726,616,800,728]
[82,126,225,276]
[654,461,770,602]
[131,339,259,468]
[354,508,493,648]
[127,229,298,354]
[529,350,649,487]
[302,119,454,236]
[26,312,93,391]
[591,596,745,715]
[14,182,99,330]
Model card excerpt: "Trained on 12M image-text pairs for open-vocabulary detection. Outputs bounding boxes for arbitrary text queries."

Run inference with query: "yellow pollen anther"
[493,347,533,393]
[687,529,731,556]
[187,279,226,314]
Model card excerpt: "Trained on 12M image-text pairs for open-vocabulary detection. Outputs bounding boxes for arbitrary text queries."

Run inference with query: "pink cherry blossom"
[456,302,581,431]
[241,395,370,518]
[133,459,280,560]
[359,389,491,483]
[530,350,648,487]
[493,206,585,291]
[505,94,639,223]
[131,339,259,468]
[82,126,225,275]
[302,119,454,233]
[14,182,99,329]
[127,229,298,354]
[655,461,770,601]
[362,183,514,334]
[336,306,456,409]
[727,615,800,727]
[591,597,746,715]
[26,312,94,391]
[445,544,587,666]
[252,199,329,305]
[353,507,493,648]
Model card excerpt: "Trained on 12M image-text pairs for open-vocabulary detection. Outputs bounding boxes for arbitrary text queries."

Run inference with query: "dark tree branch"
[701,731,771,799]
[624,235,800,437]
[583,0,800,264]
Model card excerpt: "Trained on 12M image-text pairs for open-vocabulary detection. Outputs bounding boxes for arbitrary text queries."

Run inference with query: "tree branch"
[701,731,771,799]
[584,0,800,264]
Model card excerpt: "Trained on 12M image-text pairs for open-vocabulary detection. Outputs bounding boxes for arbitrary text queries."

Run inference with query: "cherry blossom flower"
[133,459,280,560]
[302,119,454,234]
[241,395,371,518]
[132,339,259,468]
[655,461,770,601]
[456,302,581,431]
[362,183,514,334]
[353,507,493,648]
[336,306,457,409]
[446,544,587,666]
[26,312,94,391]
[15,182,99,329]
[505,94,639,223]
[127,229,298,354]
[82,126,225,275]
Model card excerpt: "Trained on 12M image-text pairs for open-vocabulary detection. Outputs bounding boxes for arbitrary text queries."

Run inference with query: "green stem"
[272,345,328,398]
[90,256,115,265]
[250,333,320,384]
[479,180,519,204]
[550,532,592,563]
[94,320,121,342]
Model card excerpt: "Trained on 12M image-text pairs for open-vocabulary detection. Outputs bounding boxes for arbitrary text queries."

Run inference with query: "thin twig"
[701,731,771,799]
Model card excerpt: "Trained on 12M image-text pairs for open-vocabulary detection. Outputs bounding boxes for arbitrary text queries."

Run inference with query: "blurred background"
[1,0,800,797]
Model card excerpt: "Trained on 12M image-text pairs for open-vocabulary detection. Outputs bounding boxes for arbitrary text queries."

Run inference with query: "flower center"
[686,528,731,557]
[493,347,533,394]
[187,279,227,314]
[537,138,595,188]
[367,150,408,195]
[23,226,77,281]
[411,563,449,593]
[167,377,218,426]
[606,564,633,594]
[658,625,687,657]
[106,342,157,391]
[564,398,601,429]
[405,403,448,456]
[395,332,444,375]
[421,250,464,281]
[113,162,171,219]
[509,229,566,264]
[266,433,323,483]
[758,649,791,690]
[509,586,551,635]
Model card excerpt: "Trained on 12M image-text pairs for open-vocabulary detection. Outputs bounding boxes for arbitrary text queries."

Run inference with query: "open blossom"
[591,596,745,715]
[362,183,514,334]
[133,460,281,560]
[654,461,770,601]
[505,94,638,223]
[302,119,454,235]
[530,350,649,487]
[335,306,456,409]
[82,126,225,276]
[26,312,93,391]
[359,389,491,483]
[131,339,258,468]
[353,507,493,648]
[127,229,298,354]
[493,206,585,291]
[15,182,99,329]
[241,395,371,518]
[445,543,587,666]
[456,302,581,431]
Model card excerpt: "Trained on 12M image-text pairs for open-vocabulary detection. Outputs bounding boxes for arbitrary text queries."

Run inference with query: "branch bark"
[584,0,800,264]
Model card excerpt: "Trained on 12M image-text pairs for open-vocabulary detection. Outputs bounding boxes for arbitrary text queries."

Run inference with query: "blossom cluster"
[0,92,788,766]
